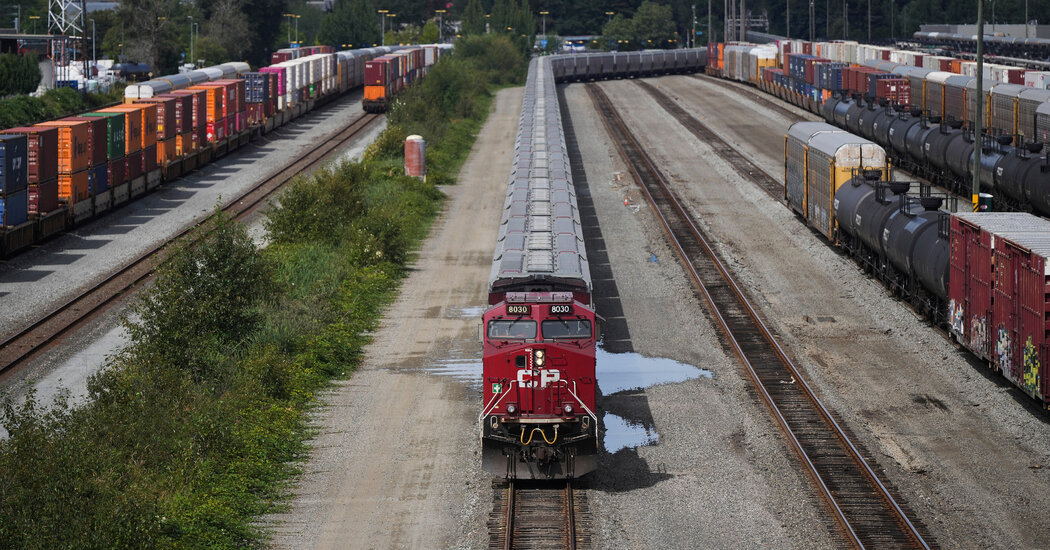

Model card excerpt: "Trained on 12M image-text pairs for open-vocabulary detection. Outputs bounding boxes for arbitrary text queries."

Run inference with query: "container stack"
[0,127,58,214]
[0,135,30,227]
[138,96,177,166]
[37,119,91,206]
[80,111,127,194]
[155,92,193,156]
[245,72,272,125]
[169,88,206,152]
[68,115,111,210]
[189,84,226,142]
[97,105,144,180]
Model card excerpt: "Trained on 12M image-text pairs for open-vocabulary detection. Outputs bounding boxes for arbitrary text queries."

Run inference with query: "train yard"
[6,46,1050,549]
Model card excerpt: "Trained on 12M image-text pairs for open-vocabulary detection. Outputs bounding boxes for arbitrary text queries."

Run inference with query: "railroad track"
[0,112,381,376]
[634,80,784,202]
[586,82,933,549]
[691,72,808,122]
[488,480,588,550]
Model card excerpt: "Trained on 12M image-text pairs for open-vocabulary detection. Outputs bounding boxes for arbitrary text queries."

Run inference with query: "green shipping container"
[80,111,126,160]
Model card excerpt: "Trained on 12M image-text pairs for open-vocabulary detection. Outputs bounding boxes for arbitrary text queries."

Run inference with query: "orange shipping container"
[97,106,143,154]
[176,131,194,156]
[35,119,91,174]
[58,170,90,203]
[157,138,176,165]
[188,85,225,123]
[100,104,157,150]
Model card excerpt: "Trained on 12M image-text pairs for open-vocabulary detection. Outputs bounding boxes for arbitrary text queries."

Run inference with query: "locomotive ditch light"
[506,403,518,415]
[563,404,574,414]
[533,349,545,367]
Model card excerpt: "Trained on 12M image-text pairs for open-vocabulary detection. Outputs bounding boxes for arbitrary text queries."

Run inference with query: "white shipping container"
[1025,71,1050,89]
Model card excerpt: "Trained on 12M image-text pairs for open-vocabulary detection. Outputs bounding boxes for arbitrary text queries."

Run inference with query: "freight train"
[481,56,598,480]
[786,121,1050,408]
[0,45,445,258]
[363,47,443,113]
[707,38,1050,221]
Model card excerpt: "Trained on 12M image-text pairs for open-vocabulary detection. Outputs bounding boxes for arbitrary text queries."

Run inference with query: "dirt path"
[266,88,523,549]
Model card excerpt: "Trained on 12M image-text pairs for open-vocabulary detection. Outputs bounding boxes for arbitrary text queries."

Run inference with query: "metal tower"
[47,0,87,89]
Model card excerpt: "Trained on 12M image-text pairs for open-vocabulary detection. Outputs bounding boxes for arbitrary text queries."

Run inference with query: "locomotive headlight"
[506,403,518,415]
[533,349,545,367]
[563,404,574,415]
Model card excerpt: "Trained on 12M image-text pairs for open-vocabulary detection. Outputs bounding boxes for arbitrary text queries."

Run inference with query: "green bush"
[0,54,41,96]
[0,84,126,131]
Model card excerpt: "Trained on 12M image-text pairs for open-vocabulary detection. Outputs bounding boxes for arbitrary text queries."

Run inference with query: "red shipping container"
[802,42,813,55]
[876,78,911,106]
[169,89,207,132]
[988,227,1050,402]
[207,118,226,142]
[1,126,58,184]
[109,157,126,188]
[143,144,158,173]
[135,96,177,140]
[126,149,143,180]
[949,213,1048,361]
[29,178,59,213]
[155,93,192,134]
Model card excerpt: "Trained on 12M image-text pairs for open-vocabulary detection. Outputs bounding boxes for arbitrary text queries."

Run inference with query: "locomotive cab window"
[487,320,537,339]
[541,319,592,339]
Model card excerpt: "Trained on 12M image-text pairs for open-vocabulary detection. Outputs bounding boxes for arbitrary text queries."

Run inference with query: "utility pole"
[809,0,814,41]
[786,0,790,38]
[188,16,193,67]
[90,17,94,72]
[867,0,871,42]
[691,4,695,48]
[723,0,728,42]
[974,0,985,211]
[842,0,847,39]
[378,9,388,45]
[435,9,446,43]
[708,0,712,44]
[825,0,829,38]
[740,0,746,41]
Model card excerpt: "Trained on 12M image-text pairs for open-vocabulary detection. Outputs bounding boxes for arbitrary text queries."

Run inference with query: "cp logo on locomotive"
[517,368,561,389]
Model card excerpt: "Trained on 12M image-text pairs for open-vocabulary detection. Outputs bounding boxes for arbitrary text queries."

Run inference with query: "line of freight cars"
[0,45,441,258]
[363,47,445,112]
[708,39,1050,219]
[784,120,1050,408]
[549,49,707,82]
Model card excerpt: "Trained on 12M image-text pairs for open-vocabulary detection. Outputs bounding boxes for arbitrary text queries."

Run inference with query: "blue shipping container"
[0,134,29,194]
[90,162,109,193]
[245,73,270,103]
[0,187,29,227]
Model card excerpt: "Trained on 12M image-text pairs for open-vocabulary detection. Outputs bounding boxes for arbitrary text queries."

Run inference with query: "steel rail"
[635,80,784,202]
[565,481,576,550]
[586,82,930,550]
[503,480,516,550]
[0,112,381,376]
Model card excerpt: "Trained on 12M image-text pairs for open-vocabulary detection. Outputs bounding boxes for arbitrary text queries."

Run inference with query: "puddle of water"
[603,412,658,453]
[448,305,486,319]
[423,357,483,389]
[596,347,712,395]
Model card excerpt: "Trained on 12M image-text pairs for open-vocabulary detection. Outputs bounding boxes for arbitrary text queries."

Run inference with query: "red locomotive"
[479,58,598,479]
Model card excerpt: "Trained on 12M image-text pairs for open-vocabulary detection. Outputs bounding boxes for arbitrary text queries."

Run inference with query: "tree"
[421,19,439,43]
[602,14,635,50]
[205,0,252,60]
[318,0,379,48]
[461,0,486,35]
[633,1,677,48]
